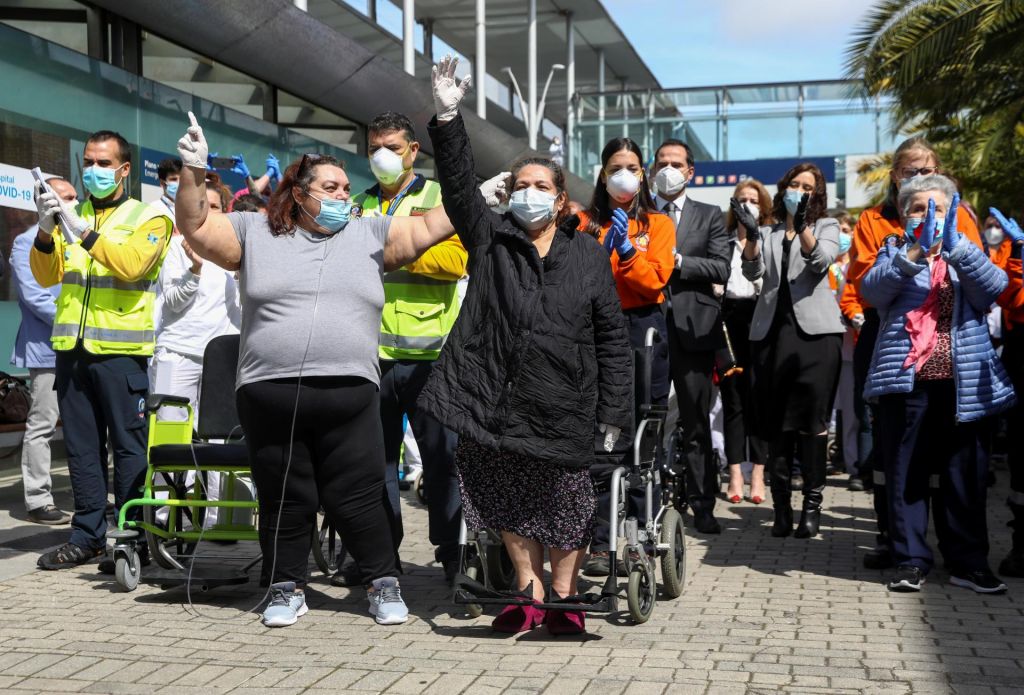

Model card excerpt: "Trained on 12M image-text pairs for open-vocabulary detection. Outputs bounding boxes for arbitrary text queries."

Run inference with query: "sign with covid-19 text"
[0,162,53,212]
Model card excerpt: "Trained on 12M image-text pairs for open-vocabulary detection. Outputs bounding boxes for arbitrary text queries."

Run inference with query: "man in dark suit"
[652,139,731,533]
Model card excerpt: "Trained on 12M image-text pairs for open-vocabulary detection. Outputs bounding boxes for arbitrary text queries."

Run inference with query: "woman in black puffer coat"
[419,57,632,635]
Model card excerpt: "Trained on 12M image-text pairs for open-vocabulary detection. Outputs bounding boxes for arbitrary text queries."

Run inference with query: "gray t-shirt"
[226,212,392,389]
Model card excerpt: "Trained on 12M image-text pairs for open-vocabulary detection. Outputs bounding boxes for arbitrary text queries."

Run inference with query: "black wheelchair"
[452,328,687,623]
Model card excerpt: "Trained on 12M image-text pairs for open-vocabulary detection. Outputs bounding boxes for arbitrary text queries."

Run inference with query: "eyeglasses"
[897,166,939,179]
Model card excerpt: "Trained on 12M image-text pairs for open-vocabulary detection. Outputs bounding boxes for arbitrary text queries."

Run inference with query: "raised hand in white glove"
[432,54,472,123]
[35,183,60,235]
[479,171,511,208]
[599,423,621,452]
[176,111,209,170]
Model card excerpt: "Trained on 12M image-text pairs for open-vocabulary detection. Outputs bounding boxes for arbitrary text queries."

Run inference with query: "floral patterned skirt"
[456,438,596,550]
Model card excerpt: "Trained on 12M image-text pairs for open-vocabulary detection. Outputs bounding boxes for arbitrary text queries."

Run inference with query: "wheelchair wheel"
[115,548,141,592]
[659,508,686,599]
[485,543,516,591]
[463,555,484,618]
[312,513,345,576]
[626,559,656,624]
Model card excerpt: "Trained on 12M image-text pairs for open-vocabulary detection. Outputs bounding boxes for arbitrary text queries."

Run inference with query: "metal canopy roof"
[311,0,663,131]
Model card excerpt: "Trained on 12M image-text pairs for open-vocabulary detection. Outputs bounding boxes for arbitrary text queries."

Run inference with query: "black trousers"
[667,325,717,512]
[720,298,766,466]
[876,380,993,574]
[56,347,149,551]
[237,377,399,587]
[1001,327,1024,542]
[379,359,460,563]
[854,309,887,544]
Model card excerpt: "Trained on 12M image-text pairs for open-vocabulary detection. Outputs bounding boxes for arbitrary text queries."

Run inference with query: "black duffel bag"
[0,371,32,424]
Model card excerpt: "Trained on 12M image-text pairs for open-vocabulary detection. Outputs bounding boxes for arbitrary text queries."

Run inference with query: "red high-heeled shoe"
[727,494,742,503]
[750,495,764,505]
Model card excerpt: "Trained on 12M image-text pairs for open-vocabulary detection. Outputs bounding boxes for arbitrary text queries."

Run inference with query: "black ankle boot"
[795,486,824,539]
[771,483,792,537]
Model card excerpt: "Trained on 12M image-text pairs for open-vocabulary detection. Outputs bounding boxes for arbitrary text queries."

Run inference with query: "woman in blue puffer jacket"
[862,174,1015,596]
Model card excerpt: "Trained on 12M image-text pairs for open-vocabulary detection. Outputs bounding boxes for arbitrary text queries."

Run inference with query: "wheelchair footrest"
[453,578,618,614]
[139,565,250,591]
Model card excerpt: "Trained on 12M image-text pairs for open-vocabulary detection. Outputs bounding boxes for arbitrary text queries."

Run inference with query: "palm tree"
[846,0,1024,212]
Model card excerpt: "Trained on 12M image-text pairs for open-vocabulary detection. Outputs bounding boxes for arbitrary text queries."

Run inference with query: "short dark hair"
[232,193,267,213]
[654,138,694,168]
[157,158,182,181]
[86,130,131,164]
[368,111,416,143]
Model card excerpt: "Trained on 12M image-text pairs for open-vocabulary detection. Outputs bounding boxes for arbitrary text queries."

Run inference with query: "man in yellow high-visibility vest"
[346,112,466,585]
[31,130,172,571]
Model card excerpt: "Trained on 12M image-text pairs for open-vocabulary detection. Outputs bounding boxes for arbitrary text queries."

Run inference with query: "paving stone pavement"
[1,466,1023,695]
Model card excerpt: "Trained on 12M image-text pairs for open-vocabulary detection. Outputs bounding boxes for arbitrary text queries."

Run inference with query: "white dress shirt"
[655,192,686,227]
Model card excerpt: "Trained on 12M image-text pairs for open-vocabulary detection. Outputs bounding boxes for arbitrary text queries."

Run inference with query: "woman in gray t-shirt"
[173,113,456,628]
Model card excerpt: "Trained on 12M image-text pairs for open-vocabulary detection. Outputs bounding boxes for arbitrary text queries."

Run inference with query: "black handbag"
[0,371,32,424]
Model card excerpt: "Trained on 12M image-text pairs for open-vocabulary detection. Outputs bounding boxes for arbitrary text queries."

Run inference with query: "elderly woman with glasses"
[174,114,460,628]
[862,174,1015,595]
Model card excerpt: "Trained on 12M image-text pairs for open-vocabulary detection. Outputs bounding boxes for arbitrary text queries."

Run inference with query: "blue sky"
[603,0,881,88]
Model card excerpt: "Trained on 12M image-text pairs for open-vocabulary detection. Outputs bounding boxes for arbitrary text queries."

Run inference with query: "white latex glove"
[599,423,621,452]
[176,111,209,169]
[432,54,472,123]
[479,171,511,208]
[851,313,866,331]
[674,252,683,269]
[56,199,91,241]
[34,183,59,235]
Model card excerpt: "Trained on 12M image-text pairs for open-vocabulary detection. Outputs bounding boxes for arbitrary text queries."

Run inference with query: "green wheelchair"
[109,335,260,592]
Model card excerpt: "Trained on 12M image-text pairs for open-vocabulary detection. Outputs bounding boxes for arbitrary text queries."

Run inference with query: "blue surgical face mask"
[164,181,179,201]
[904,216,945,243]
[308,194,352,232]
[83,163,126,199]
[783,189,803,216]
[509,187,557,231]
[838,232,852,255]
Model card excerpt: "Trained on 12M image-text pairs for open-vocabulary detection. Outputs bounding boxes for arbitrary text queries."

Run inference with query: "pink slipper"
[491,602,545,633]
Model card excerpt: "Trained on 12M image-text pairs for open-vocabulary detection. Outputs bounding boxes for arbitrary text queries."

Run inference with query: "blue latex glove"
[266,154,282,181]
[942,193,961,254]
[231,154,250,178]
[610,208,632,256]
[916,198,937,250]
[990,207,1024,244]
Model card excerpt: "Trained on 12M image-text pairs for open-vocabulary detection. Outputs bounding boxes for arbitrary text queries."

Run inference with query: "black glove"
[729,197,760,239]
[793,193,809,234]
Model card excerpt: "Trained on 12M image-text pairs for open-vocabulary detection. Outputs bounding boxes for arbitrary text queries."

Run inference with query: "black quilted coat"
[417,115,632,467]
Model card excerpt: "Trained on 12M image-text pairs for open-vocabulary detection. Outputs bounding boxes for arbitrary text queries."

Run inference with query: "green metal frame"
[117,403,259,543]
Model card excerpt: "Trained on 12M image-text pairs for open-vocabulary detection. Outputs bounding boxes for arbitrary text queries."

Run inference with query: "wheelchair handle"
[644,327,660,348]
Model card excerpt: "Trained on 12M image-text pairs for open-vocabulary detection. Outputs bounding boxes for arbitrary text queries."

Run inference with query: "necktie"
[664,202,680,226]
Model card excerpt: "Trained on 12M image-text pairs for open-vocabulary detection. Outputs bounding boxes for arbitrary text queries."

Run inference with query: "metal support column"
[368,0,377,21]
[403,0,415,76]
[422,18,434,62]
[797,84,805,157]
[527,0,538,149]
[476,0,486,118]
[597,49,605,154]
[722,89,729,161]
[621,78,629,138]
[565,11,575,167]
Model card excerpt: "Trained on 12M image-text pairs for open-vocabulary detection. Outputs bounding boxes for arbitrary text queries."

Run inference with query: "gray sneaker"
[367,577,409,625]
[261,582,308,627]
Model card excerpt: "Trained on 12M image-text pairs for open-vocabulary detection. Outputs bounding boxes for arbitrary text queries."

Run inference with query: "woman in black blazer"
[738,163,845,539]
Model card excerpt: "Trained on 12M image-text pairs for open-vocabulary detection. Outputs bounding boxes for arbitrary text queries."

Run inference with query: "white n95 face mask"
[606,169,641,203]
[654,166,687,197]
[509,187,557,231]
[369,147,407,186]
